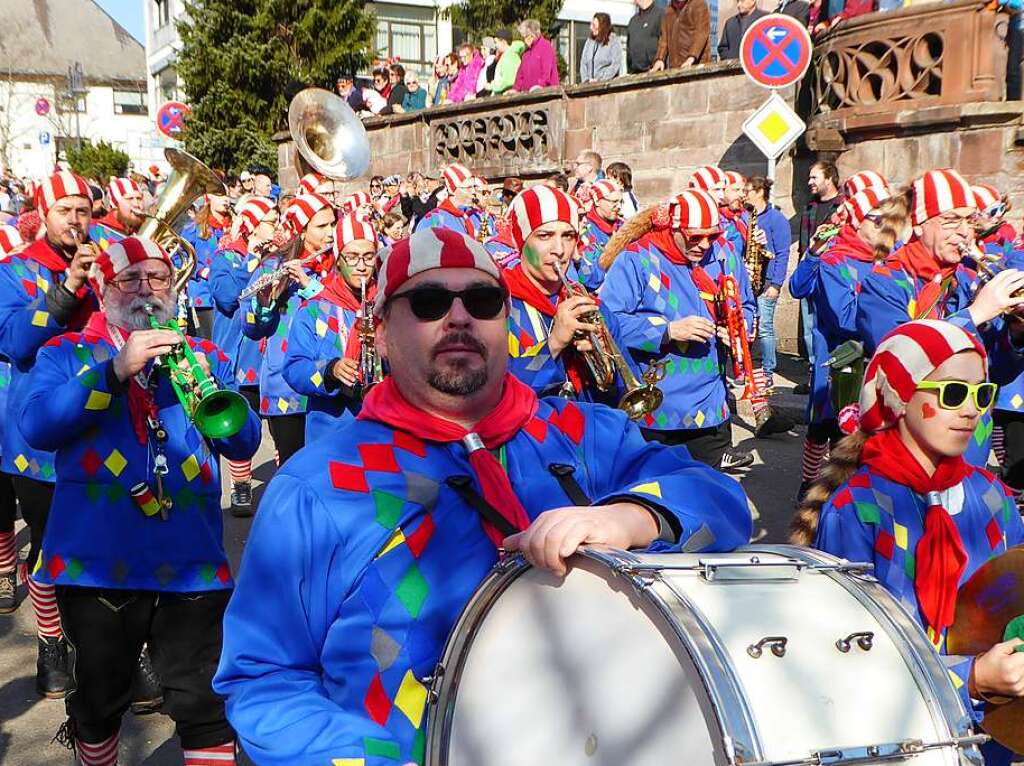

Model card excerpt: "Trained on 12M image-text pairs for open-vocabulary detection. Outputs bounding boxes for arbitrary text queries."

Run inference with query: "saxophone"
[744,207,770,295]
[357,277,383,392]
[476,209,491,243]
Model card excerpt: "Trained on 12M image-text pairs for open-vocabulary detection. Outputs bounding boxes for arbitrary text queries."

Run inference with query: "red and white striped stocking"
[183,742,236,765]
[77,732,118,766]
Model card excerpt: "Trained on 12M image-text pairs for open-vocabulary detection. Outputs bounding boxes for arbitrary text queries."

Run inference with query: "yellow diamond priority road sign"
[742,91,805,160]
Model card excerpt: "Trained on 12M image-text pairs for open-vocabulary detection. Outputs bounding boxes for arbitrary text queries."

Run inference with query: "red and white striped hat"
[373,227,505,317]
[232,196,276,240]
[843,186,892,228]
[910,168,975,226]
[972,183,1003,211]
[590,179,622,202]
[688,165,727,192]
[842,171,889,197]
[36,171,92,217]
[88,236,175,298]
[858,319,986,433]
[508,186,581,250]
[336,212,377,250]
[442,163,474,194]
[340,192,373,215]
[283,193,333,235]
[0,224,23,256]
[669,189,721,231]
[108,178,143,207]
[723,171,746,188]
[298,172,325,195]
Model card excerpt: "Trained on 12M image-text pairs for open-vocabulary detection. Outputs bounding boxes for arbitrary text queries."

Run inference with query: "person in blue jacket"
[213,227,752,766]
[600,189,760,469]
[181,193,232,340]
[745,176,792,392]
[855,169,1024,468]
[0,171,100,697]
[22,236,260,766]
[208,196,278,515]
[414,163,486,238]
[576,178,624,290]
[795,320,1024,766]
[501,185,640,410]
[243,193,336,465]
[284,213,380,443]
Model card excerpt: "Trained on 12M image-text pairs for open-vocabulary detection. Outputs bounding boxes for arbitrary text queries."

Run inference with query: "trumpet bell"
[619,386,663,421]
[288,88,370,180]
[193,389,250,440]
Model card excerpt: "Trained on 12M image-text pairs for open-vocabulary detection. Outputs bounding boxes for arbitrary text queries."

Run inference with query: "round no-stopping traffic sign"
[740,14,813,89]
[156,101,191,139]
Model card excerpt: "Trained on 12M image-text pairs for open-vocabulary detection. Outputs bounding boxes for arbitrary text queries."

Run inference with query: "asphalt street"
[0,359,807,765]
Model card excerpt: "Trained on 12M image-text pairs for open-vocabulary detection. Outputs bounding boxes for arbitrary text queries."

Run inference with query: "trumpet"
[238,240,334,301]
[357,276,383,391]
[144,305,250,439]
[719,274,770,428]
[968,244,1024,301]
[553,262,664,420]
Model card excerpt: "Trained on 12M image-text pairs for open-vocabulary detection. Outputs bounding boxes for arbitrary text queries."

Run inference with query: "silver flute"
[238,240,334,300]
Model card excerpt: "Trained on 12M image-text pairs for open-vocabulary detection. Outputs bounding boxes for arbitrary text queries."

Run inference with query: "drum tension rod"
[835,631,874,653]
[747,636,788,659]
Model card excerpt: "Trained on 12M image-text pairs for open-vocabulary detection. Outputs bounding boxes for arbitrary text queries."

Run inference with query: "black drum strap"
[548,464,591,506]
[444,475,519,538]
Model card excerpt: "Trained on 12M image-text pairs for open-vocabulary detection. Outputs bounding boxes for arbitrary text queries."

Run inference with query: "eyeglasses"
[341,253,377,266]
[937,214,973,231]
[982,202,1008,220]
[389,285,507,321]
[862,213,883,226]
[915,380,997,411]
[110,274,172,293]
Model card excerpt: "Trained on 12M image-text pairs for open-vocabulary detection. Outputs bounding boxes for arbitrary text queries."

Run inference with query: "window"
[114,89,147,115]
[371,4,437,82]
[157,67,178,103]
[154,0,172,28]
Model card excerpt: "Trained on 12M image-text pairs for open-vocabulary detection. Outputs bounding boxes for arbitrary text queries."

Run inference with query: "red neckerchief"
[586,208,617,237]
[437,198,476,239]
[890,239,957,319]
[861,428,971,637]
[320,273,375,361]
[301,244,335,276]
[218,236,248,256]
[208,213,229,233]
[358,374,536,547]
[82,311,158,445]
[95,210,127,234]
[829,224,875,263]
[719,207,748,241]
[642,229,720,319]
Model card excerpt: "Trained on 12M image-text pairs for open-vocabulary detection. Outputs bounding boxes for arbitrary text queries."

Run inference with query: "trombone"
[553,262,664,420]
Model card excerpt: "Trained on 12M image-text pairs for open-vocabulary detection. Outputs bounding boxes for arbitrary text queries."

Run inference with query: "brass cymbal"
[947,546,1024,656]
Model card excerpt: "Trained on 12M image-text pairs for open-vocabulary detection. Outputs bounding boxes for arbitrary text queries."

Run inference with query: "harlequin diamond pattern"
[395,562,428,617]
[104,449,127,476]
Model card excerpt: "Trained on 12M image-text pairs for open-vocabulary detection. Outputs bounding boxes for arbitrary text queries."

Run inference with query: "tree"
[177,0,376,174]
[66,140,130,181]
[444,0,562,40]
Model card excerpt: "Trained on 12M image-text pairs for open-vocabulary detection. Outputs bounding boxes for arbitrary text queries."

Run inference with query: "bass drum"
[425,546,986,766]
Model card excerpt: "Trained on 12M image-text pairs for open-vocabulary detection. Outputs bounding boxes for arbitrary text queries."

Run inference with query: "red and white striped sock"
[183,742,236,765]
[77,732,118,766]
[27,577,61,638]
[226,459,252,484]
[802,438,829,484]
[0,530,16,572]
[992,425,1006,468]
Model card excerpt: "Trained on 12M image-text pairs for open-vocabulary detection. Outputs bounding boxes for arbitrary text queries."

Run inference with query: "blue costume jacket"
[213,397,752,765]
[22,320,260,591]
[0,239,99,481]
[979,236,1024,415]
[601,236,755,431]
[413,202,484,238]
[182,218,228,310]
[577,210,621,290]
[88,212,127,252]
[208,240,264,388]
[816,464,1024,766]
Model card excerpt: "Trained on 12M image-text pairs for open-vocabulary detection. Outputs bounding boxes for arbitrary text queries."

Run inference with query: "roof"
[0,0,145,84]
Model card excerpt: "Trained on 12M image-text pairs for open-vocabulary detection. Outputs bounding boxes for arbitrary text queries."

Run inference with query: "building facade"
[0,0,162,179]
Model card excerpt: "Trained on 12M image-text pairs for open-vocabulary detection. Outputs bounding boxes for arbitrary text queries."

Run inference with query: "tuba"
[553,262,664,420]
[289,88,370,180]
[357,276,383,392]
[137,148,225,328]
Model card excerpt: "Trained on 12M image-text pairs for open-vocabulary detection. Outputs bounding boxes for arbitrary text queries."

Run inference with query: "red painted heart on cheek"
[921,402,937,419]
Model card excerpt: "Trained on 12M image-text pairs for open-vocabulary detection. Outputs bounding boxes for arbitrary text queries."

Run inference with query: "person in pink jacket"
[448,44,485,102]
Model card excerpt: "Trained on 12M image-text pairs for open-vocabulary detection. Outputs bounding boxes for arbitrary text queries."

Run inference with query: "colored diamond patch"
[31,310,49,327]
[395,563,429,617]
[84,390,112,411]
[364,737,401,760]
[47,555,65,579]
[331,461,369,493]
[373,489,404,527]
[65,558,84,581]
[104,449,128,477]
[394,669,428,728]
[359,443,401,473]
[81,448,102,477]
[13,454,28,473]
[181,454,201,482]
[630,481,662,499]
[363,673,392,725]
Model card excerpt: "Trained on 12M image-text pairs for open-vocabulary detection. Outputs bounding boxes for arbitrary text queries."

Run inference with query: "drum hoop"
[747,545,979,746]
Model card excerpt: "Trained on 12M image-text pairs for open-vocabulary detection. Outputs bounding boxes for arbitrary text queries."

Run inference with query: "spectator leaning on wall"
[448,44,486,102]
[580,13,623,83]
[651,0,712,70]
[512,19,561,92]
[488,30,524,95]
[628,0,666,73]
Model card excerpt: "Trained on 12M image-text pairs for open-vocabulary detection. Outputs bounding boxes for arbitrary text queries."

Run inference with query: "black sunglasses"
[390,285,507,321]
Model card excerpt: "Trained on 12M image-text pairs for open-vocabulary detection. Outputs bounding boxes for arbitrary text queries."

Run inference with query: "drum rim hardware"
[747,636,788,659]
[739,735,990,766]
[835,631,874,653]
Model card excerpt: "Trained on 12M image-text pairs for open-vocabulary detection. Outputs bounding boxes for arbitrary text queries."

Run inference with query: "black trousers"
[194,307,214,341]
[238,385,261,416]
[10,475,54,571]
[806,418,843,447]
[641,422,731,469]
[56,586,233,749]
[0,470,16,533]
[994,411,1024,490]
[268,414,306,465]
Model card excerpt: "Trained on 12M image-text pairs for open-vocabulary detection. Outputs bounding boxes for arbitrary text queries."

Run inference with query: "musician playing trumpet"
[284,213,381,442]
[502,186,640,406]
[18,236,259,766]
[243,192,336,464]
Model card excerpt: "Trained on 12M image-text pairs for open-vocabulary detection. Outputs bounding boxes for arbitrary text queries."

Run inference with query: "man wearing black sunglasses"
[215,227,752,764]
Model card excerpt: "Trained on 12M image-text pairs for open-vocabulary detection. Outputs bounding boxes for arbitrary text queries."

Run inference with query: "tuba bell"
[288,88,370,180]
